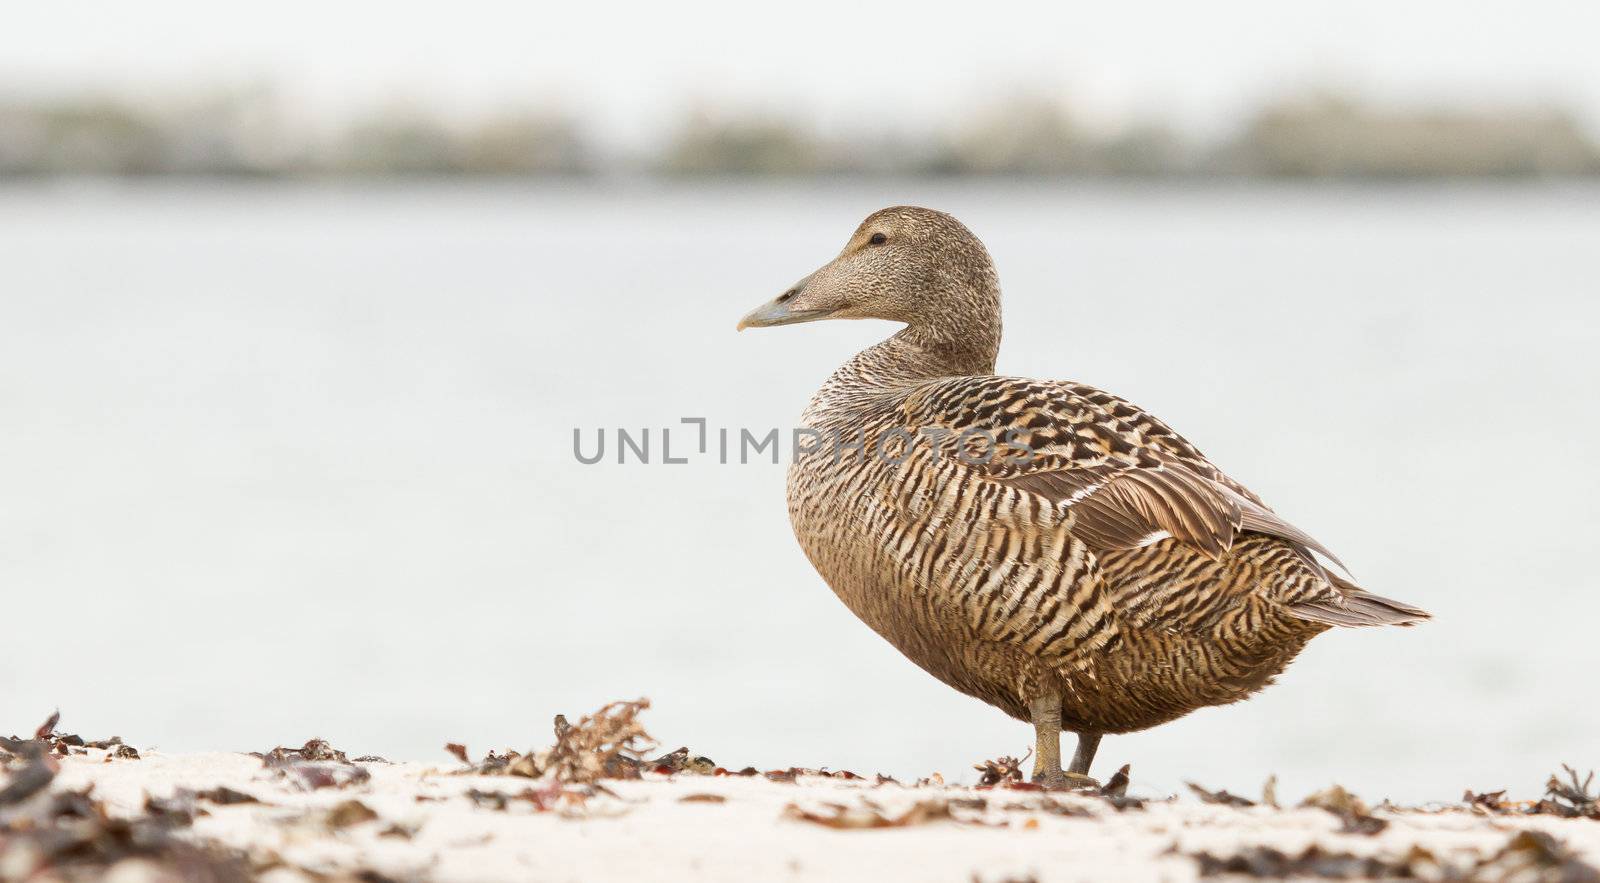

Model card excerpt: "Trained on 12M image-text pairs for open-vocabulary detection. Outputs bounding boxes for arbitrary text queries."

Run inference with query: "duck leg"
[1028,696,1101,789]
[1028,695,1064,785]
[1069,732,1101,777]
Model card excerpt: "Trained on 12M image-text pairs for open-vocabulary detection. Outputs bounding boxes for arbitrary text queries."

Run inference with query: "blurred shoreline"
[3,89,1598,180]
[6,174,1600,202]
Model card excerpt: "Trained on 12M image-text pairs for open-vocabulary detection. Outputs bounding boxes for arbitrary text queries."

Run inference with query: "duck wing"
[902,377,1344,570]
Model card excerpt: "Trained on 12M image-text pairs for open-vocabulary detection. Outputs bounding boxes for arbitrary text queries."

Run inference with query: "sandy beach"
[5,707,1598,882]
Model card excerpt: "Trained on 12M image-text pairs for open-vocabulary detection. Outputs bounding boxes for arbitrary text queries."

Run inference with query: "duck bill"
[739,271,840,330]
[736,301,835,331]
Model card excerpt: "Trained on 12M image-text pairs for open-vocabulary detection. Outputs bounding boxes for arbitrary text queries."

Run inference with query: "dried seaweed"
[1,715,67,809]
[325,799,381,830]
[440,704,690,820]
[1097,764,1146,810]
[1300,784,1388,835]
[1478,830,1600,882]
[0,786,253,882]
[0,779,406,882]
[1191,843,1419,879]
[142,787,266,827]
[282,762,372,791]
[1260,774,1279,809]
[706,765,759,777]
[545,700,656,783]
[1187,782,1256,808]
[759,766,864,784]
[1464,788,1510,813]
[1538,764,1600,820]
[648,746,717,775]
[0,757,57,806]
[255,737,349,765]
[1190,829,1600,881]
[379,821,420,839]
[460,748,541,778]
[35,709,61,740]
[204,786,262,806]
[0,735,39,764]
[1456,766,1599,820]
[784,798,956,829]
[450,699,661,785]
[995,796,1094,818]
[1099,764,1131,798]
[974,753,1026,787]
[464,779,568,813]
[4,710,141,767]
[253,738,373,791]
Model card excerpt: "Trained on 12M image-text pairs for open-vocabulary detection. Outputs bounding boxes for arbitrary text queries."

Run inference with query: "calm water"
[3,180,1596,802]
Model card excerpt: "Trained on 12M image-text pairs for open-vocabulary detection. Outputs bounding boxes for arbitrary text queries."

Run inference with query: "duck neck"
[886,316,1001,379]
[819,318,998,407]
[865,273,1003,382]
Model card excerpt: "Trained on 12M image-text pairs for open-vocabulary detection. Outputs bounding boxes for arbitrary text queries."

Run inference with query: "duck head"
[737,206,1001,338]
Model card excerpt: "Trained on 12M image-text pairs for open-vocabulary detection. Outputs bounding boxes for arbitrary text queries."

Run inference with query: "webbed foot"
[1033,769,1100,791]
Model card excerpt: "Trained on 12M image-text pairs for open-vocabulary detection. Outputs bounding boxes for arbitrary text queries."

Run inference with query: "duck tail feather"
[1291,585,1432,628]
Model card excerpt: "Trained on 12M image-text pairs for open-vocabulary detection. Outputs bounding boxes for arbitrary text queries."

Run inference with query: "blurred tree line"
[2,88,1596,178]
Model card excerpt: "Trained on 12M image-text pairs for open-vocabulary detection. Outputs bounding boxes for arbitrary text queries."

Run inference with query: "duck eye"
[868,232,888,246]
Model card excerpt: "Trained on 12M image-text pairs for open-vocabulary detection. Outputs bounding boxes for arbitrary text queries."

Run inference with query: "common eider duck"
[738,206,1428,787]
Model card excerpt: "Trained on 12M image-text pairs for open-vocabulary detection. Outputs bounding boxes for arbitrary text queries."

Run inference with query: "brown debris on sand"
[1479,830,1600,882]
[1260,774,1279,809]
[447,699,727,786]
[0,785,253,881]
[1541,765,1600,820]
[324,798,381,830]
[5,700,1598,883]
[1300,784,1388,835]
[1189,829,1600,881]
[1188,782,1257,808]
[1459,765,1599,820]
[1464,788,1511,813]
[647,746,718,775]
[2,711,149,810]
[0,757,56,807]
[9,700,1598,883]
[34,710,61,741]
[1098,765,1145,810]
[255,738,373,791]
[760,767,864,784]
[784,798,959,830]
[254,737,350,765]
[546,699,656,783]
[445,699,658,782]
[974,754,1026,787]
[3,710,141,766]
[438,700,707,819]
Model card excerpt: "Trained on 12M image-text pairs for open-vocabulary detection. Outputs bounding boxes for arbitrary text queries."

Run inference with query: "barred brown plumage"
[738,206,1429,787]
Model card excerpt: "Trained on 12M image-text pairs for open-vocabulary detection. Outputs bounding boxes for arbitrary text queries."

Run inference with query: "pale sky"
[5,0,1600,142]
